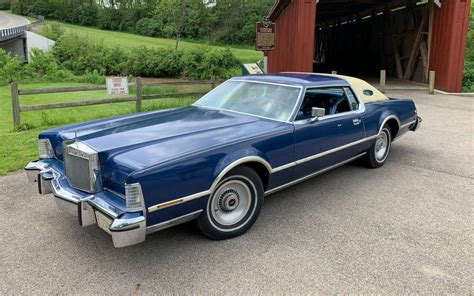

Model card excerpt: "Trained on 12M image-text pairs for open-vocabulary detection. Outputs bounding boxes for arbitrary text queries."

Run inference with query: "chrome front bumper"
[25,160,146,248]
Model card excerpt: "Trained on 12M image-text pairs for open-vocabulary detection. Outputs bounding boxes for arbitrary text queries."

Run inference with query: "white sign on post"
[106,77,129,96]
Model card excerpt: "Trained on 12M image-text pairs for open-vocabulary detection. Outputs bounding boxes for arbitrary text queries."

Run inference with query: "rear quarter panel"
[361,98,417,150]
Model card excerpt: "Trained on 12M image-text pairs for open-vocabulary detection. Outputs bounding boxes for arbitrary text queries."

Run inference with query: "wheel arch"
[210,156,272,194]
[379,114,400,139]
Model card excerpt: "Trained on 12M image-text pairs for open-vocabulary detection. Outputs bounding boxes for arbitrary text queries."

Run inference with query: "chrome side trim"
[294,136,376,165]
[147,190,210,213]
[146,138,378,212]
[146,210,203,234]
[265,153,366,196]
[144,115,398,212]
[147,156,273,213]
[271,162,297,173]
[400,119,416,129]
[271,135,377,172]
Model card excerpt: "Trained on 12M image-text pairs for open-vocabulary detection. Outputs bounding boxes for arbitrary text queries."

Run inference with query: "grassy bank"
[0,82,205,175]
[44,21,262,63]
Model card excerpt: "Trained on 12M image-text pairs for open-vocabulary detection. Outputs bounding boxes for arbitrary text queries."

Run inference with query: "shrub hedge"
[0,33,240,86]
[53,33,239,79]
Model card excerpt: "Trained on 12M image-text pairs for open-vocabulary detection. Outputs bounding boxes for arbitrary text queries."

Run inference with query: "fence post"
[136,77,142,112]
[11,82,21,129]
[380,70,386,94]
[211,76,216,89]
[428,71,435,95]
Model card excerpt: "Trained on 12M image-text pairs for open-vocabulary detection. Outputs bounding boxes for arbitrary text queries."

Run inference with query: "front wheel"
[363,125,392,168]
[197,166,264,240]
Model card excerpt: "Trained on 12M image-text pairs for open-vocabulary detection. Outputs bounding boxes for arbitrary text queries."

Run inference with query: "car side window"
[295,87,352,121]
[344,87,359,111]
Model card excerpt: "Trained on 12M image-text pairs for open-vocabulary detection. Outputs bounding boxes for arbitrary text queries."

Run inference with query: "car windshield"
[194,81,301,122]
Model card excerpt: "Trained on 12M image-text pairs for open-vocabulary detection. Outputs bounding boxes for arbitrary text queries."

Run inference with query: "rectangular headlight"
[125,183,144,212]
[38,139,54,159]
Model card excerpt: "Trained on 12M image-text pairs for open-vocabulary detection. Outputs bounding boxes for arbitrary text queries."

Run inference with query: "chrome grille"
[63,142,99,193]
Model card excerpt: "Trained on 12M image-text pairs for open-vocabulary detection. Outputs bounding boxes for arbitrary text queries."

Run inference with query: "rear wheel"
[363,125,392,168]
[197,166,264,240]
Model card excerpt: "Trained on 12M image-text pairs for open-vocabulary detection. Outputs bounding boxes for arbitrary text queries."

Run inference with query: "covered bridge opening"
[315,0,430,83]
[267,0,470,92]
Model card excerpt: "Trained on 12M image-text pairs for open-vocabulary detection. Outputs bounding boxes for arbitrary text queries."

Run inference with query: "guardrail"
[10,77,216,129]
[0,16,44,42]
[0,25,28,42]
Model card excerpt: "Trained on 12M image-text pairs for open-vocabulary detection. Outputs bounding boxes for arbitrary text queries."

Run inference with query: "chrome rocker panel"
[25,160,145,248]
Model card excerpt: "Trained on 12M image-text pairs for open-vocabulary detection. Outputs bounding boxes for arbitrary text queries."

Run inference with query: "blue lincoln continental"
[25,73,421,247]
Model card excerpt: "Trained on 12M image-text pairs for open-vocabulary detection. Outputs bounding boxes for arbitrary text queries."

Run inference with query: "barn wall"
[430,0,471,92]
[268,0,316,73]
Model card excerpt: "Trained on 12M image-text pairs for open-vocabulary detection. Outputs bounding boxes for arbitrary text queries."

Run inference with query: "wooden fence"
[11,77,216,129]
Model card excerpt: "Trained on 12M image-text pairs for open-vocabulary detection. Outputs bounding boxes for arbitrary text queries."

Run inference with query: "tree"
[156,0,184,49]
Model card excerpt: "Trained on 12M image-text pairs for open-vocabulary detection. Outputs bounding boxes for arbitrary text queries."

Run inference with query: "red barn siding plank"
[268,0,316,73]
[429,0,470,92]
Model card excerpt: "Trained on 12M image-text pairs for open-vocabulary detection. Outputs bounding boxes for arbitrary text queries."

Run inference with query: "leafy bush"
[0,0,10,10]
[53,33,239,80]
[24,48,73,81]
[1,33,238,86]
[41,23,65,40]
[463,67,474,92]
[182,47,239,79]
[0,49,22,85]
[53,33,121,75]
[134,17,163,37]
[126,47,184,77]
[462,11,473,92]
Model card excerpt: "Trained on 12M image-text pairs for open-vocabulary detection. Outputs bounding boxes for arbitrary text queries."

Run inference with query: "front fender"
[211,149,272,192]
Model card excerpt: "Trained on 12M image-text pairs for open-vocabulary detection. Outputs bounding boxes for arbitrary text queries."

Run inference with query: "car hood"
[41,106,285,189]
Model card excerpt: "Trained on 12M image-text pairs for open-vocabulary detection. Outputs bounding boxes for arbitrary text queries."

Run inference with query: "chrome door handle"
[353,118,361,125]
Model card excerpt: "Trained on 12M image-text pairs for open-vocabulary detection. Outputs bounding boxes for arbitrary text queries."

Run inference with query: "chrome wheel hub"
[218,189,240,212]
[211,179,252,226]
[375,131,389,161]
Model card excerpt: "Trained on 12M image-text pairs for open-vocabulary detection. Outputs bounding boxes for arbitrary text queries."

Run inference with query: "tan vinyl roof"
[335,74,389,103]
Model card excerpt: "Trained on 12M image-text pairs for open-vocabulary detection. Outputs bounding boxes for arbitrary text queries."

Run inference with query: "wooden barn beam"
[426,0,434,80]
[385,5,403,78]
[403,8,428,80]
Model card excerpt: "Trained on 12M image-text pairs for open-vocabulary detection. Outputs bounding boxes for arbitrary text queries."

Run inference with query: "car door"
[292,87,366,180]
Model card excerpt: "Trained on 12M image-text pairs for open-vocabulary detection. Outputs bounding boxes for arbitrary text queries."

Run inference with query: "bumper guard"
[25,160,146,248]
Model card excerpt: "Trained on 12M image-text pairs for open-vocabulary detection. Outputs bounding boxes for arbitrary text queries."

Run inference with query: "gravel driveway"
[0,90,472,294]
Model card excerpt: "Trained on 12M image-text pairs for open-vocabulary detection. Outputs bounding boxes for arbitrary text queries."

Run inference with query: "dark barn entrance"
[315,1,430,83]
[267,0,470,92]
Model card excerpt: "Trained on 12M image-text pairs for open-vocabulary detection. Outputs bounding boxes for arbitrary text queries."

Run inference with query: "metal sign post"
[256,18,275,74]
[263,52,268,73]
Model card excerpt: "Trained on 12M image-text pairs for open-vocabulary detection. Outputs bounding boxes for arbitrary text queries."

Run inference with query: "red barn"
[267,0,471,92]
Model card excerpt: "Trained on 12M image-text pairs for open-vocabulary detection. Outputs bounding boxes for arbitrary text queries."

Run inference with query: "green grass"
[0,82,207,175]
[46,21,262,63]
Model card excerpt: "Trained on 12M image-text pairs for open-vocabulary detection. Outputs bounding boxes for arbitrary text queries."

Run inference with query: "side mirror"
[310,107,325,122]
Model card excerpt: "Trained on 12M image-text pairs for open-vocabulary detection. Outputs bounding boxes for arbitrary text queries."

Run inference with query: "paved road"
[0,11,29,29]
[0,91,472,294]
